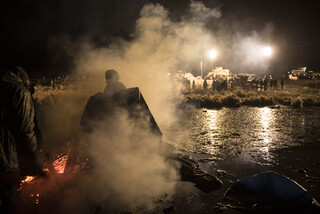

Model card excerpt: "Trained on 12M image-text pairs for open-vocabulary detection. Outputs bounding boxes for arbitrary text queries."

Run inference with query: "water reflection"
[258,107,273,162]
[207,110,218,131]
[164,106,320,165]
[259,107,272,130]
[204,110,219,154]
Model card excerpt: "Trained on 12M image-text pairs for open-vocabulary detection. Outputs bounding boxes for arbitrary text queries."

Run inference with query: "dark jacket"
[103,81,126,96]
[81,83,162,137]
[81,81,126,131]
[0,67,40,176]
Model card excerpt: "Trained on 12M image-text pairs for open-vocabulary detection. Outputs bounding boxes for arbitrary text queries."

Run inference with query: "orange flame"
[21,176,36,183]
[53,155,68,174]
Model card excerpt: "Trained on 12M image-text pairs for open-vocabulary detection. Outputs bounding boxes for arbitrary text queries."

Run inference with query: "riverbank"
[183,81,320,108]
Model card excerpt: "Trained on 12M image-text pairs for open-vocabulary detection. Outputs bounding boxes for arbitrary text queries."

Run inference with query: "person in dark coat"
[80,69,126,133]
[203,79,208,90]
[192,80,195,90]
[0,66,45,213]
[81,69,161,136]
[102,69,126,96]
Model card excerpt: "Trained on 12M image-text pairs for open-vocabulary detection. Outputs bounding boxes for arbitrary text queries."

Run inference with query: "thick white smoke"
[68,1,222,210]
[228,23,275,73]
[74,1,220,126]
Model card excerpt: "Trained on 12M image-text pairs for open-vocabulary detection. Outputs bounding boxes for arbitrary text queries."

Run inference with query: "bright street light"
[209,49,218,71]
[209,49,218,60]
[262,46,272,57]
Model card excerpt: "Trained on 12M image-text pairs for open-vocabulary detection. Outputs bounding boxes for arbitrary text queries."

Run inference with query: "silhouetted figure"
[81,69,161,136]
[217,80,222,92]
[212,79,217,90]
[264,78,269,91]
[0,66,45,214]
[281,79,284,89]
[203,79,208,90]
[224,79,228,90]
[192,80,195,90]
[81,70,223,195]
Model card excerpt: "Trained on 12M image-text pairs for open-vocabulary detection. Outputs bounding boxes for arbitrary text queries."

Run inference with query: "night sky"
[1,0,319,77]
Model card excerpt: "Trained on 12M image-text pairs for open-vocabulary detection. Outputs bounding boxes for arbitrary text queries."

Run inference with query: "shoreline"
[182,86,320,109]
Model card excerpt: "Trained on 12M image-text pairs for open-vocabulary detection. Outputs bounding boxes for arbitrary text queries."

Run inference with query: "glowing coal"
[53,154,69,174]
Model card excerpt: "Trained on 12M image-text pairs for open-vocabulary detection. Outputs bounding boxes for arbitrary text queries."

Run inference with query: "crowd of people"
[184,76,285,92]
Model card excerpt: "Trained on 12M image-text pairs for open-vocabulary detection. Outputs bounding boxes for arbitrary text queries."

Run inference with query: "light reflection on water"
[258,107,272,162]
[163,106,320,165]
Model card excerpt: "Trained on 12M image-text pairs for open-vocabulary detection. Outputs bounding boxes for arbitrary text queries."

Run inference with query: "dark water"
[164,106,320,166]
[162,106,320,212]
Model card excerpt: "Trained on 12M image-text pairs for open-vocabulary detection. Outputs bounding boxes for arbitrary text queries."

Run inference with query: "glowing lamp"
[262,46,272,57]
[209,50,218,59]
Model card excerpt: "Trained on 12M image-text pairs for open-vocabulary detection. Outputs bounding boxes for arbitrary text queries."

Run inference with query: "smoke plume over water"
[57,2,222,210]
[74,2,221,126]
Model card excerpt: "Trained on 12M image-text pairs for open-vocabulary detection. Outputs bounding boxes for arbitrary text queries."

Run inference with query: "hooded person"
[0,65,46,213]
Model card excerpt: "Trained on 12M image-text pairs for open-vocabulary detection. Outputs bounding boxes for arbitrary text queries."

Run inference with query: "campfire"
[52,154,69,174]
[16,148,90,213]
[19,154,69,188]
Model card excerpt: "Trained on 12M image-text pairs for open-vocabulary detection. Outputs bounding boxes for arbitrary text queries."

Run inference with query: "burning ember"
[18,176,36,191]
[30,193,40,205]
[21,176,36,183]
[19,154,69,191]
[53,154,69,174]
[17,150,89,211]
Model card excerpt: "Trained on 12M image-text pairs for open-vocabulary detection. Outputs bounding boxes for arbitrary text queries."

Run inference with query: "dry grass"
[33,84,83,105]
[183,86,320,108]
[33,81,320,109]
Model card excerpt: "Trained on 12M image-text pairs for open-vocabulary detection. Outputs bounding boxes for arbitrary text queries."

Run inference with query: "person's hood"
[0,66,30,89]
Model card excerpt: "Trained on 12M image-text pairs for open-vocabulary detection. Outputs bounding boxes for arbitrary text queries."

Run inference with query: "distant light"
[209,49,218,59]
[262,46,272,57]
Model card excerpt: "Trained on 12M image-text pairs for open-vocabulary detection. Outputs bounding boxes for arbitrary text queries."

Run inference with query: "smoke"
[74,1,221,126]
[189,0,222,23]
[227,23,275,73]
[52,1,222,210]
[34,1,277,211]
[82,109,178,210]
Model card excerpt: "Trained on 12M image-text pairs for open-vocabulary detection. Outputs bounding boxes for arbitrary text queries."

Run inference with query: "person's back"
[81,69,161,137]
[81,69,126,133]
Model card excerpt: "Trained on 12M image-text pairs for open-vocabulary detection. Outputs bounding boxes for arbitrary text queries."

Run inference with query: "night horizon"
[1,0,319,77]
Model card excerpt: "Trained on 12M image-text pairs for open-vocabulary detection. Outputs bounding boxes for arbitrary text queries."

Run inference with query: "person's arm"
[14,87,37,153]
[13,87,46,176]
